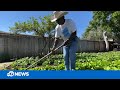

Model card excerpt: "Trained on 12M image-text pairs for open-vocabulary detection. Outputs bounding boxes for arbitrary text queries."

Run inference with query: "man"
[51,11,78,70]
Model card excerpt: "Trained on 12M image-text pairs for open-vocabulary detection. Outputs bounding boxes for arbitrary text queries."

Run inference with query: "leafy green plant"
[5,51,120,70]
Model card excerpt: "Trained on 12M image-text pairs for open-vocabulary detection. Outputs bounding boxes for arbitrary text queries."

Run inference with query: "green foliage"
[82,11,120,40]
[5,51,120,70]
[9,15,57,37]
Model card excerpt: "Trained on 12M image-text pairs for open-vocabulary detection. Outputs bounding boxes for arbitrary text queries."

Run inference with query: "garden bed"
[4,51,120,70]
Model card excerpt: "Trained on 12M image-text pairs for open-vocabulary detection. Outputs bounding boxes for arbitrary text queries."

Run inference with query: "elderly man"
[51,11,78,70]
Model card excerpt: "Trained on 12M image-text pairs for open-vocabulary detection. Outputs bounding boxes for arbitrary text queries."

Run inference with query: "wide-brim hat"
[51,11,68,22]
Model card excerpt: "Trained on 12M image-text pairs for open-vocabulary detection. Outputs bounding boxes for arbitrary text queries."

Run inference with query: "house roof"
[0,31,38,37]
[0,31,51,39]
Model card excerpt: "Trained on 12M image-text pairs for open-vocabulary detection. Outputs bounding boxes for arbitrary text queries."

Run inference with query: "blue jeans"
[63,38,78,70]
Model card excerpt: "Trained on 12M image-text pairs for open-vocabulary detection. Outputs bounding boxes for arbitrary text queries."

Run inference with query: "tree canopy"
[82,11,120,41]
[9,15,57,37]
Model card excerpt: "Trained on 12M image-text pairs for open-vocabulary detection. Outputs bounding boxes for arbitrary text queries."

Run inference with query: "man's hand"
[63,31,76,46]
[50,47,55,53]
[51,38,59,53]
[63,39,71,46]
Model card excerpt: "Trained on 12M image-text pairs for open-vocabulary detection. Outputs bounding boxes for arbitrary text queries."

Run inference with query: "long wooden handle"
[26,43,64,70]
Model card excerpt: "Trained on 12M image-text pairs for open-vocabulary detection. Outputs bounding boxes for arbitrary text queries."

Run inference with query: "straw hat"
[51,11,68,22]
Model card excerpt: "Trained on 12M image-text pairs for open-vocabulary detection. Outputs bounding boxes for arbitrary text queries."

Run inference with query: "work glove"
[50,47,56,54]
[63,39,71,46]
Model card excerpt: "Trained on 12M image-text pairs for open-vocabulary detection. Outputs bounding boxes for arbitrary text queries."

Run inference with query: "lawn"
[5,51,120,70]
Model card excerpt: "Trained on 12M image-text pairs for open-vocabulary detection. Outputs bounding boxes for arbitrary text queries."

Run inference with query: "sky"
[0,11,93,38]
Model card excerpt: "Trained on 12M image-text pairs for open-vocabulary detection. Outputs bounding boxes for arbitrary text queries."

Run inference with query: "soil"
[0,62,13,70]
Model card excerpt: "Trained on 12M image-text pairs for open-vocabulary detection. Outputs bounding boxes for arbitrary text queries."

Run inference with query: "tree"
[9,15,57,56]
[82,26,104,41]
[82,11,120,41]
[10,15,56,37]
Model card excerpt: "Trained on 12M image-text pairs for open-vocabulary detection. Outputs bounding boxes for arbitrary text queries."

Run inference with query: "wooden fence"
[0,34,106,62]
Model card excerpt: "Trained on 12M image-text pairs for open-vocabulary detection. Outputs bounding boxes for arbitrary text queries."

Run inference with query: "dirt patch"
[0,62,13,70]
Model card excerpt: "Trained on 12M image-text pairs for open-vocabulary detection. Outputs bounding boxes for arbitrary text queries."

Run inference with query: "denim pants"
[63,38,78,70]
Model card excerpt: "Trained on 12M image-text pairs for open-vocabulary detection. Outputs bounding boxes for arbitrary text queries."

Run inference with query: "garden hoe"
[26,41,66,70]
